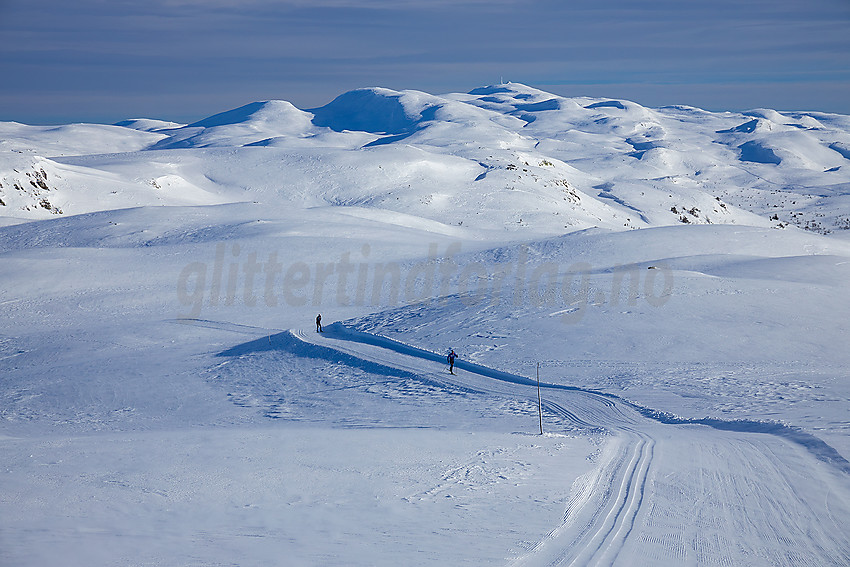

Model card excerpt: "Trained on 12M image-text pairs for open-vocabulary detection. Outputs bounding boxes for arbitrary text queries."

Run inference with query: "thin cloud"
[1,0,848,123]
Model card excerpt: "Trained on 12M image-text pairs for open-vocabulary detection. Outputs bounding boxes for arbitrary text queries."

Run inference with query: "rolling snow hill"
[2,83,849,233]
[1,84,849,566]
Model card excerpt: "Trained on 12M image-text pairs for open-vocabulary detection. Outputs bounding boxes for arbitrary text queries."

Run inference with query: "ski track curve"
[224,323,850,566]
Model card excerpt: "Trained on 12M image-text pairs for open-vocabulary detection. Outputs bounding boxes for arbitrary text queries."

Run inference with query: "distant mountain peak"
[188,100,310,129]
[309,87,443,135]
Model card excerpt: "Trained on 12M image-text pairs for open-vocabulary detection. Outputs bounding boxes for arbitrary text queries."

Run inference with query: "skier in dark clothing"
[316,314,323,332]
[447,349,457,374]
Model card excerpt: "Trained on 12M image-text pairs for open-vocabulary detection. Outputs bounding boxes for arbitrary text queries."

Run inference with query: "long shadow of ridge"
[217,328,418,381]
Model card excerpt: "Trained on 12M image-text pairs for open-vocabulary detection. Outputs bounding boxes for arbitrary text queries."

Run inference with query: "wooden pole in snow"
[537,362,543,435]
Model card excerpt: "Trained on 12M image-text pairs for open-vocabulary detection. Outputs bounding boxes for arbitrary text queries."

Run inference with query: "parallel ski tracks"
[566,430,654,567]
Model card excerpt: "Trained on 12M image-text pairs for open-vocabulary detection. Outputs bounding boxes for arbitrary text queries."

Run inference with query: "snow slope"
[2,84,849,566]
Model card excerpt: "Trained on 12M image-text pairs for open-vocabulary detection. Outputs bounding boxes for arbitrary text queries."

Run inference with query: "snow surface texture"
[2,84,849,566]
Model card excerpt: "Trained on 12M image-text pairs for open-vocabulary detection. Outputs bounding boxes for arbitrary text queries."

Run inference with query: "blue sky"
[1,0,849,124]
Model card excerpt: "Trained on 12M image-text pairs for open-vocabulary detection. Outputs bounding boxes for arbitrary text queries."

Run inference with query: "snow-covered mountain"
[2,83,849,234]
[2,85,850,566]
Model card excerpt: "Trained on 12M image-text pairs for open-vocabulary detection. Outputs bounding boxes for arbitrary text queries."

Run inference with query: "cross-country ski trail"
[293,324,850,567]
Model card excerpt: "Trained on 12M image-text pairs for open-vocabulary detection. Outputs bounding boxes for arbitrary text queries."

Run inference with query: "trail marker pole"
[537,362,543,435]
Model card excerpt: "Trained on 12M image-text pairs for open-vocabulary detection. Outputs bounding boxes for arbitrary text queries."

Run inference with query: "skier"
[447,349,457,374]
[316,314,323,332]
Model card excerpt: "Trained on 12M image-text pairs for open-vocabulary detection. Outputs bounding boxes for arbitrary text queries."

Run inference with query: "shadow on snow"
[217,322,850,475]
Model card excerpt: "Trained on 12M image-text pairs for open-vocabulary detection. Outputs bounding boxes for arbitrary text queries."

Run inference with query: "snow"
[1,83,849,566]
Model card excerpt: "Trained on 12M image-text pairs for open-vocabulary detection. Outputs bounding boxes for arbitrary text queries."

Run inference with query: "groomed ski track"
[287,323,850,567]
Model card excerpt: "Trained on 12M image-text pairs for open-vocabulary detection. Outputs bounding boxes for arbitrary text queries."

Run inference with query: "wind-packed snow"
[1,84,849,566]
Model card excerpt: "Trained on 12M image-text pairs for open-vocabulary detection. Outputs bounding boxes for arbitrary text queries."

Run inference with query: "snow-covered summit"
[149,100,315,149]
[310,87,440,134]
